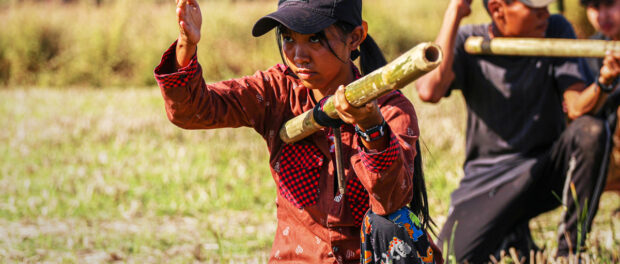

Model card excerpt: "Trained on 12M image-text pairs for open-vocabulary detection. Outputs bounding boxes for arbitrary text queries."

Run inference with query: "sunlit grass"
[0,0,617,262]
[0,0,591,88]
[1,87,618,262]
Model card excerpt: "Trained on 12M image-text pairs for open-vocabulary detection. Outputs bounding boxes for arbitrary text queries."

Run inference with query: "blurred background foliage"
[0,0,594,88]
[1,0,617,262]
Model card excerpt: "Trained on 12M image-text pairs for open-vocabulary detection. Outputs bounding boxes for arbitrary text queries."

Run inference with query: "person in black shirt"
[580,0,620,198]
[416,0,620,261]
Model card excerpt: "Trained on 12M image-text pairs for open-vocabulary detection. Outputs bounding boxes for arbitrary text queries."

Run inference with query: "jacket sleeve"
[351,91,419,215]
[153,41,285,135]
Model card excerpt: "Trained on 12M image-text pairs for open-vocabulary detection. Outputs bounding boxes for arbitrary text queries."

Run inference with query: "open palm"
[177,0,202,45]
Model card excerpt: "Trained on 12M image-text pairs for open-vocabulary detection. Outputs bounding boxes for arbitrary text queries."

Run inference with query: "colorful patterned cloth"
[361,207,436,264]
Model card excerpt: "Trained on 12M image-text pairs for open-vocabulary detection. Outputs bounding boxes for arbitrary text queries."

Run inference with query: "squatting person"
[415,0,620,261]
[579,0,620,201]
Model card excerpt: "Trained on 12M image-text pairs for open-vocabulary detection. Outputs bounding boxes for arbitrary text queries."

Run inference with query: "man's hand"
[177,0,202,46]
[599,51,620,89]
[450,0,473,21]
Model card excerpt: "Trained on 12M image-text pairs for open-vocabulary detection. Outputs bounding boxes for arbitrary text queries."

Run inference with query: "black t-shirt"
[449,15,584,205]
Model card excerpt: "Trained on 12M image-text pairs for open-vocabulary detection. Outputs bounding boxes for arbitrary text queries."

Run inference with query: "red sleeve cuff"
[358,128,400,173]
[153,40,199,89]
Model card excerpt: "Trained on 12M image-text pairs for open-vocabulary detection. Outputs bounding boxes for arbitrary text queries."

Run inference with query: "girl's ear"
[361,21,368,42]
[349,22,368,50]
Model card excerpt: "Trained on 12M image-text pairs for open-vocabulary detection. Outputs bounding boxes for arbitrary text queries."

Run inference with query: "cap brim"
[520,0,555,8]
[252,4,336,37]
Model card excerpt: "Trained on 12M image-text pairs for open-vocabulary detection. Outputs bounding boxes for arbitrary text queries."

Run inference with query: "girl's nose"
[293,45,310,66]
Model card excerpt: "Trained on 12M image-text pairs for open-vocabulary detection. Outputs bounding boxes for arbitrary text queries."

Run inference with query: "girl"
[154,0,441,263]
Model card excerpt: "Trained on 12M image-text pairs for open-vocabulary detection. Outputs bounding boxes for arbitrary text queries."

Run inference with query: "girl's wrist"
[175,39,197,68]
[356,115,385,131]
[177,36,197,50]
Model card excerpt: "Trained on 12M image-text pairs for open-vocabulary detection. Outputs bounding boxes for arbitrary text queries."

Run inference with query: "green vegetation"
[0,0,594,88]
[0,0,496,88]
[0,0,617,263]
[1,88,618,262]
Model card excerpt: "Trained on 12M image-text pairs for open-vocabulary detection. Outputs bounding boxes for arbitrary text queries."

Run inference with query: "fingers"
[176,0,201,45]
[333,85,382,127]
[179,21,189,34]
[600,51,620,85]
[177,0,187,13]
[334,85,356,123]
[609,52,620,70]
[176,0,196,23]
[176,0,186,22]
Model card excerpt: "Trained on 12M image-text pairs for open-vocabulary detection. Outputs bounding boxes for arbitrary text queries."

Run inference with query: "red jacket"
[154,41,420,264]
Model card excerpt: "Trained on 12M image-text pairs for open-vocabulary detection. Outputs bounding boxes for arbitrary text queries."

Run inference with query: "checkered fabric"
[358,131,399,173]
[346,177,370,226]
[154,41,201,89]
[278,144,324,209]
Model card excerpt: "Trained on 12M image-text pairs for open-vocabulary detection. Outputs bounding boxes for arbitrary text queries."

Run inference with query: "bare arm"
[415,0,472,103]
[564,52,620,119]
[175,0,202,68]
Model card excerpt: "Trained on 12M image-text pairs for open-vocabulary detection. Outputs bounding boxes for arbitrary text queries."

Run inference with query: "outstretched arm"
[415,0,472,103]
[175,0,202,68]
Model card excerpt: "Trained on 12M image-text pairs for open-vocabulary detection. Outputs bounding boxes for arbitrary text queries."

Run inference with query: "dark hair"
[275,21,387,75]
[276,22,433,233]
[580,0,614,7]
[412,140,434,234]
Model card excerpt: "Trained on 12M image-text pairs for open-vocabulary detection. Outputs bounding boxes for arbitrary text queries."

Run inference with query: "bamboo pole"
[279,42,443,143]
[464,36,620,58]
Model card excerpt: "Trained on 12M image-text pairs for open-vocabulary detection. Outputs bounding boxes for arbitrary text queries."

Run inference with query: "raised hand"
[451,0,473,20]
[599,51,620,90]
[177,0,202,46]
[175,0,202,68]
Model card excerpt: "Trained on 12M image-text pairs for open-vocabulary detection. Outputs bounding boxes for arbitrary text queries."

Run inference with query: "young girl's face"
[586,0,620,39]
[281,25,354,95]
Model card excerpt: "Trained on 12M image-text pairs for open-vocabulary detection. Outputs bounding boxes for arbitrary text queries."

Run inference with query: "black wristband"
[596,75,619,93]
[312,97,344,128]
[355,120,387,142]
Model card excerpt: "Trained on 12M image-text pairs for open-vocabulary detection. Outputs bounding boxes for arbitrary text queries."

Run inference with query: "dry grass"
[1,87,618,263]
[0,0,617,262]
[0,0,592,87]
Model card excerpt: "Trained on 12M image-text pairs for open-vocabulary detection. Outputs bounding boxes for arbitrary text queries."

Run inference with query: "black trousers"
[438,116,607,263]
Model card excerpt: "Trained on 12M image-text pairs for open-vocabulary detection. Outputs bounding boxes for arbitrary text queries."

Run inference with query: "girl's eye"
[309,36,321,43]
[282,36,293,43]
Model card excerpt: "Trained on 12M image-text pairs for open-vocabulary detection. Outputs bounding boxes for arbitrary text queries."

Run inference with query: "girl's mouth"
[296,68,316,79]
[600,23,614,32]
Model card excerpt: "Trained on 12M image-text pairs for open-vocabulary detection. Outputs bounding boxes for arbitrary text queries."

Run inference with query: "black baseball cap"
[483,0,555,10]
[252,0,362,37]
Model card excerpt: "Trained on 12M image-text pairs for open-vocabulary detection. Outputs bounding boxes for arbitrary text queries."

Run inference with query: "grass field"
[0,0,592,87]
[1,87,618,263]
[0,0,618,262]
